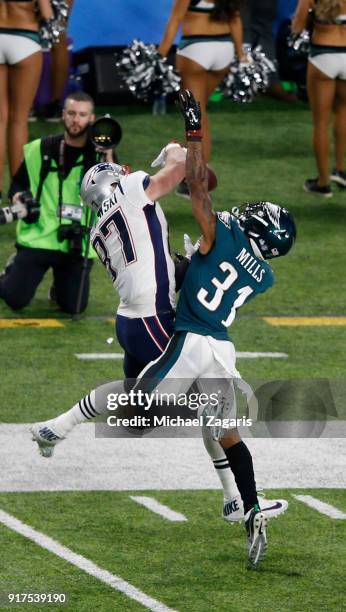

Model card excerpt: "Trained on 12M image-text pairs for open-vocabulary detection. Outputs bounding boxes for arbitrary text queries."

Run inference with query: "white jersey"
[90,170,176,318]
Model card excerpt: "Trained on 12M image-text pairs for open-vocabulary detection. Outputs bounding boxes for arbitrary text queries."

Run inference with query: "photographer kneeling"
[0,92,117,315]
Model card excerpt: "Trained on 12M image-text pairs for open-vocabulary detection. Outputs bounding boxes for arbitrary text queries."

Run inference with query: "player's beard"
[64,123,91,140]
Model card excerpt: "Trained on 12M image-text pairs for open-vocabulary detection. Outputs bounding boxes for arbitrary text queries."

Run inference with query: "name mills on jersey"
[235,248,267,283]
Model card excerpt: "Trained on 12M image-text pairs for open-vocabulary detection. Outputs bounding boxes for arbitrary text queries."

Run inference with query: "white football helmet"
[81,162,128,214]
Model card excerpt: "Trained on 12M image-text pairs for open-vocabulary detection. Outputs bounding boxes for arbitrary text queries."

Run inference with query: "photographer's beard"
[64,122,92,146]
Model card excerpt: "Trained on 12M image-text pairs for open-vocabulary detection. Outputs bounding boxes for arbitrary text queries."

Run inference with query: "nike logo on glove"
[187,108,198,125]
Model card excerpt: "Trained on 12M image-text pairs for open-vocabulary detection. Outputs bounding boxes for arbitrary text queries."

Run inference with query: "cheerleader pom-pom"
[221,44,276,103]
[52,0,69,23]
[39,19,60,48]
[287,29,310,55]
[38,0,69,48]
[115,39,181,102]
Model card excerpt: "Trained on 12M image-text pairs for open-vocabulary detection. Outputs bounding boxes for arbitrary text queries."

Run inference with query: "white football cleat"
[223,495,244,523]
[223,495,288,523]
[259,497,288,519]
[30,421,65,458]
[245,505,268,568]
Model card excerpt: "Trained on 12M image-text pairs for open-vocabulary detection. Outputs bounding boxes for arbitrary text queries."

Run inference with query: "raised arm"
[145,144,186,201]
[158,0,190,57]
[291,0,313,33]
[177,90,216,254]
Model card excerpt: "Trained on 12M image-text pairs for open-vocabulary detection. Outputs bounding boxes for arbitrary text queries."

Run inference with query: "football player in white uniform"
[86,157,177,378]
[31,143,287,526]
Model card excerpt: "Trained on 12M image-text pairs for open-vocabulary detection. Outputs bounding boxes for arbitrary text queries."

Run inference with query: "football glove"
[183,233,200,259]
[177,89,202,133]
[151,142,185,168]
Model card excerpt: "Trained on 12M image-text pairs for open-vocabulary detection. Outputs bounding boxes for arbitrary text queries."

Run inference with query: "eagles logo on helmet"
[233,201,296,260]
[80,162,129,215]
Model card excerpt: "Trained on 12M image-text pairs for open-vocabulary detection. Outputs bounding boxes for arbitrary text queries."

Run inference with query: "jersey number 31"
[197,261,253,327]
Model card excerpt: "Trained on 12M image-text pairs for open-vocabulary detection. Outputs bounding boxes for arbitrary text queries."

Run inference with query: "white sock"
[201,425,239,501]
[51,380,124,438]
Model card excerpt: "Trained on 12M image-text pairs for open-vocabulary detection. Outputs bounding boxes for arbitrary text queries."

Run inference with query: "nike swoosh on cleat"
[262,502,282,511]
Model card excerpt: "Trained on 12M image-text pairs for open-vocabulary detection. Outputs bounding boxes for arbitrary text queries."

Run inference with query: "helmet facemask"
[80,162,129,214]
[233,202,296,260]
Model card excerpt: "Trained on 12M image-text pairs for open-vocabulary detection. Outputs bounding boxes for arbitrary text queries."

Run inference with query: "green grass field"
[0,98,345,611]
[0,490,345,611]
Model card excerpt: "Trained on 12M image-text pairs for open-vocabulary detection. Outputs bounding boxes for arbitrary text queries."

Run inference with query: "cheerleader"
[159,0,245,163]
[0,0,53,201]
[292,0,346,196]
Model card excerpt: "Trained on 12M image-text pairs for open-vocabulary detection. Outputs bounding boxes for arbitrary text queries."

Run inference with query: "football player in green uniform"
[132,89,297,566]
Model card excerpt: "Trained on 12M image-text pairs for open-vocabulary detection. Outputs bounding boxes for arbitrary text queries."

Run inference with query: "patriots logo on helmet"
[95,162,113,172]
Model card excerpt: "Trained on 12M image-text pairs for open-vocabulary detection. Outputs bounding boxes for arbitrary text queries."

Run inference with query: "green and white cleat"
[30,421,64,458]
[245,504,268,568]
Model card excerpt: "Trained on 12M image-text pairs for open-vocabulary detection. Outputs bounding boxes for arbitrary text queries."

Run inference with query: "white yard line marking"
[293,495,346,519]
[75,352,288,361]
[75,353,124,360]
[0,509,176,612]
[130,496,187,522]
[236,351,288,359]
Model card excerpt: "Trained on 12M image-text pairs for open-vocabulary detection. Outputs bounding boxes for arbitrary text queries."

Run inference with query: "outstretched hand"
[151,142,185,168]
[184,233,200,259]
[177,89,202,132]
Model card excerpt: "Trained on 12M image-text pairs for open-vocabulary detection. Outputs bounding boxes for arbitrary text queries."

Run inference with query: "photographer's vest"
[16,137,97,258]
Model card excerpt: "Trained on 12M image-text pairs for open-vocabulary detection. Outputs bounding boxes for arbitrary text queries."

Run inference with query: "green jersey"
[175,213,274,340]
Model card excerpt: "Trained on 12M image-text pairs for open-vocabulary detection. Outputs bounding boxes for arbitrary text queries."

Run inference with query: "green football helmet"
[235,201,297,260]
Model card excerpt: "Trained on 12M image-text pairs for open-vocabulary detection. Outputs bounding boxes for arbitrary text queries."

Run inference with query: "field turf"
[0,97,345,611]
[0,489,345,611]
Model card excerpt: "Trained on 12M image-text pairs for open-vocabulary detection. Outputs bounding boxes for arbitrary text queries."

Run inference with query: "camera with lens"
[0,190,40,226]
[19,191,41,224]
[89,115,122,151]
[57,222,86,258]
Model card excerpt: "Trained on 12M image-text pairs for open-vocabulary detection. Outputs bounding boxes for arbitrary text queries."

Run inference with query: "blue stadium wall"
[69,0,298,51]
[69,0,174,51]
